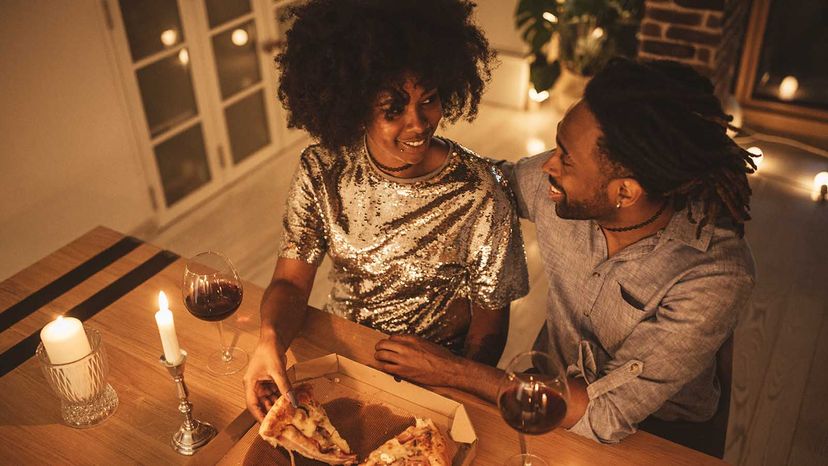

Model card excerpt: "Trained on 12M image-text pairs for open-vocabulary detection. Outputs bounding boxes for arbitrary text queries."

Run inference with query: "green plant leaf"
[530,58,562,91]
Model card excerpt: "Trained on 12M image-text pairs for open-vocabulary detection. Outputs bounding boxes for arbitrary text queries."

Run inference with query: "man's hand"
[242,334,292,422]
[373,335,463,387]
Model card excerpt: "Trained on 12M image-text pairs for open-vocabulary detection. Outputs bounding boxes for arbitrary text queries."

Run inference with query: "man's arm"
[243,257,317,421]
[567,268,754,443]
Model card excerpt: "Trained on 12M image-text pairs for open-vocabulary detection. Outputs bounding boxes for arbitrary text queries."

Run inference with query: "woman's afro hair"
[276,0,495,150]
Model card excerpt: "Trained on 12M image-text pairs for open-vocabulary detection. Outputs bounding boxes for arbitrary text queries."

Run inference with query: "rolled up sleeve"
[568,266,754,443]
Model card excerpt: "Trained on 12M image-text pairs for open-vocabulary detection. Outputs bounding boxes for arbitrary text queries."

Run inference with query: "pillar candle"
[40,316,92,364]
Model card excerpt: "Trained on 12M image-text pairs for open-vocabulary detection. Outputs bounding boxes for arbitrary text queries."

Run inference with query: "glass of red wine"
[497,351,569,466]
[182,251,248,375]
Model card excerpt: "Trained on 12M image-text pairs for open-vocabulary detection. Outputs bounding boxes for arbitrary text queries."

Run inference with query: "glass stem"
[216,321,232,362]
[519,432,528,455]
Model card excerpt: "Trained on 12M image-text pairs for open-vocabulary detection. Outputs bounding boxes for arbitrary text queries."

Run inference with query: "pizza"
[359,418,450,466]
[259,383,357,465]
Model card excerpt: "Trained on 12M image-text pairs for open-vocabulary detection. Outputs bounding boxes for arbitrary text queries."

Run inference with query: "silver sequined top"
[279,137,528,350]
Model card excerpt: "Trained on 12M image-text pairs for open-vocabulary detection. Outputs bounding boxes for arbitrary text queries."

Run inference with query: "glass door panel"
[212,21,261,98]
[225,90,271,164]
[154,124,212,206]
[751,0,828,110]
[206,0,252,28]
[136,52,199,137]
[119,0,185,61]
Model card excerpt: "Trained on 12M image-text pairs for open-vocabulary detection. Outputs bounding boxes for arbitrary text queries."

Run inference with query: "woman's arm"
[243,257,317,421]
[464,304,509,366]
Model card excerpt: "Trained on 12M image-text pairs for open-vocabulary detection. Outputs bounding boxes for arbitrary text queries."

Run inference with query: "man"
[374,58,756,447]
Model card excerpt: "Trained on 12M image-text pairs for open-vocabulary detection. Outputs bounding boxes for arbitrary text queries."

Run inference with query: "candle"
[40,316,92,364]
[155,291,183,364]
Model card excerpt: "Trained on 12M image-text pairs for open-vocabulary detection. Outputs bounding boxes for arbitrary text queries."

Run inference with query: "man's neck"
[599,201,674,257]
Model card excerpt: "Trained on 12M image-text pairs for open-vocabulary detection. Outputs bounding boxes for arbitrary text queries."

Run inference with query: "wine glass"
[497,351,569,466]
[182,251,248,375]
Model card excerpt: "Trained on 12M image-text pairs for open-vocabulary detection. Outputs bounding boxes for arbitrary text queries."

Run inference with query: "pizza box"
[201,353,477,465]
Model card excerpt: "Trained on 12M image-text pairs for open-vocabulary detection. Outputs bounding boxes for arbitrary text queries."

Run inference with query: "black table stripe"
[0,249,179,378]
[0,236,142,333]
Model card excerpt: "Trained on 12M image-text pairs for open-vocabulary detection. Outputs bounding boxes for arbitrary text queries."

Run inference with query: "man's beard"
[553,179,615,220]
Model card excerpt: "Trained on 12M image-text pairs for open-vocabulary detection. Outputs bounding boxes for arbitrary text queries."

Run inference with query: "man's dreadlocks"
[584,57,756,237]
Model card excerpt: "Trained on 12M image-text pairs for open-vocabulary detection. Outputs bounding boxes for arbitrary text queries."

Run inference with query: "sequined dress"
[279,137,528,350]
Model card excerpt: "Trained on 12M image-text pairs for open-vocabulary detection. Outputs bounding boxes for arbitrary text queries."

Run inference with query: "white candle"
[155,291,183,364]
[40,316,92,364]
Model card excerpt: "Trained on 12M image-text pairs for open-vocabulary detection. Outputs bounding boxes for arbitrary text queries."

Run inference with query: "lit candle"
[155,291,183,364]
[40,316,92,364]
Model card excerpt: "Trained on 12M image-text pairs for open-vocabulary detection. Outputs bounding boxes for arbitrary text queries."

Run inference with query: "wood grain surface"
[0,227,724,465]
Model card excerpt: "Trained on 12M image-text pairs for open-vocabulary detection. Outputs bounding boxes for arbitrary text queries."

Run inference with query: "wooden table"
[0,227,724,465]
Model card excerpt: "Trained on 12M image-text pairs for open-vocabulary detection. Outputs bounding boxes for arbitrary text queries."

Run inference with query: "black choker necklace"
[603,201,669,232]
[364,138,413,173]
[370,155,413,173]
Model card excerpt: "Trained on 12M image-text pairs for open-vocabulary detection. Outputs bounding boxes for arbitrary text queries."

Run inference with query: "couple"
[244,0,756,449]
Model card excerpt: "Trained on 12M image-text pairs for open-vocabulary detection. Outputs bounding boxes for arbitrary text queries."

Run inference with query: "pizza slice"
[359,418,450,466]
[259,383,357,465]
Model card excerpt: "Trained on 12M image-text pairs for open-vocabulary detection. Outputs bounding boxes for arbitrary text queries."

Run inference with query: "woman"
[244,0,528,420]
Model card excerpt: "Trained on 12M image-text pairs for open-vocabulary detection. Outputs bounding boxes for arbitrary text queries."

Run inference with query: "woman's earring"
[616,200,622,209]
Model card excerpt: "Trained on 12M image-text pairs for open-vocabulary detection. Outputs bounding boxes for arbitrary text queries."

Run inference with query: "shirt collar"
[658,201,714,252]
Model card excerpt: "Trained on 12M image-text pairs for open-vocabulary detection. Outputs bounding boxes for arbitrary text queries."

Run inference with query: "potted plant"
[516,0,643,110]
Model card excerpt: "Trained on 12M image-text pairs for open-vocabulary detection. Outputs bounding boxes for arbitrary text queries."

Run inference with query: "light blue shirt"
[510,153,755,443]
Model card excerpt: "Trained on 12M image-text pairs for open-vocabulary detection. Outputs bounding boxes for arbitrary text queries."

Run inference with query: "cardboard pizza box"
[205,353,477,466]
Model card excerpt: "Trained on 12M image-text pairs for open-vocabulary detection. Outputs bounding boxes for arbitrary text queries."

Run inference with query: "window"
[735,0,828,139]
[106,0,302,222]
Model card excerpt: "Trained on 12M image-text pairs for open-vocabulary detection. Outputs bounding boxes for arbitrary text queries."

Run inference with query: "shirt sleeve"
[506,152,549,222]
[467,166,529,310]
[568,266,755,443]
[278,150,328,266]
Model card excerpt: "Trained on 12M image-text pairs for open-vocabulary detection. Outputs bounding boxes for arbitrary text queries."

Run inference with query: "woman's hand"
[373,335,463,387]
[243,333,291,422]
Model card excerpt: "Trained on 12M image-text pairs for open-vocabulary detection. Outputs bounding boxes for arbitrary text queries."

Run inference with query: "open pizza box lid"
[202,353,477,465]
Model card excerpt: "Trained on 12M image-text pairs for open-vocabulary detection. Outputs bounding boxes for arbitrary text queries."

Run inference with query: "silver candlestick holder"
[159,349,217,455]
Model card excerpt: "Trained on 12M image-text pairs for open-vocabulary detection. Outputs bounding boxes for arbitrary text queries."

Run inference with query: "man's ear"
[611,178,645,208]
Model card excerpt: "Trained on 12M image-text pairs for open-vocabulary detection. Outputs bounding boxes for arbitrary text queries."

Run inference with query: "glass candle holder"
[36,326,119,428]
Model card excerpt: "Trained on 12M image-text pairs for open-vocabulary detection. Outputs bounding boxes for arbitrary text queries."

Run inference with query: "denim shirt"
[510,153,755,443]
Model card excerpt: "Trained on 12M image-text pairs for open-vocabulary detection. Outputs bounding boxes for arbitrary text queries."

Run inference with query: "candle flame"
[159,291,169,311]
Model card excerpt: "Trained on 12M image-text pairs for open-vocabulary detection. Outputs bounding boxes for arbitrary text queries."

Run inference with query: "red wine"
[499,384,567,435]
[184,281,243,321]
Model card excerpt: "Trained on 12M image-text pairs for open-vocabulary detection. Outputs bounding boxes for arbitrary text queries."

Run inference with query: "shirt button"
[630,363,640,372]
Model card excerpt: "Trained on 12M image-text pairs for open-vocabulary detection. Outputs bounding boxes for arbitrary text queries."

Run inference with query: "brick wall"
[638,0,751,100]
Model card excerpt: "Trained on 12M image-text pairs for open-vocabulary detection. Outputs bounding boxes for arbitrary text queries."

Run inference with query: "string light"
[526,137,546,154]
[747,146,763,173]
[779,76,798,101]
[812,172,828,203]
[160,29,178,47]
[231,28,249,46]
[529,88,550,103]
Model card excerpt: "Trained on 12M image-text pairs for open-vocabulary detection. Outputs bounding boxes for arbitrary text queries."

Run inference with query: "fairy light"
[231,28,249,46]
[747,146,764,173]
[160,29,178,47]
[526,137,546,154]
[779,76,798,101]
[177,48,189,65]
[529,88,550,103]
[812,171,828,203]
[542,12,558,23]
[591,27,605,40]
